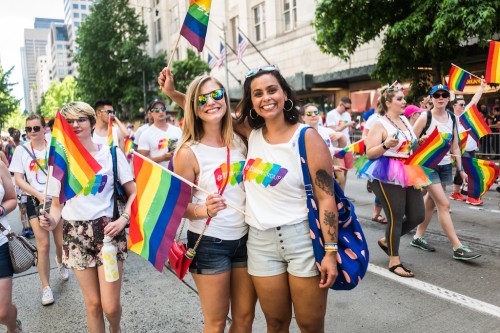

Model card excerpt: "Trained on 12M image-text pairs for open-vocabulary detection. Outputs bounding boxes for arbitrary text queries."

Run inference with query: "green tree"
[39,76,78,118]
[313,0,500,97]
[4,111,27,131]
[0,66,21,123]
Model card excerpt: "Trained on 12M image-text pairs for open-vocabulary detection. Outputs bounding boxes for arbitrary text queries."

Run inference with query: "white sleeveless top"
[188,135,248,240]
[426,112,454,166]
[378,116,417,158]
[244,125,307,230]
[0,186,9,247]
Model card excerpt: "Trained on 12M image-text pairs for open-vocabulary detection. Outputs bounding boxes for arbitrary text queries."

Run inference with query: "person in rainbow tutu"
[357,85,430,277]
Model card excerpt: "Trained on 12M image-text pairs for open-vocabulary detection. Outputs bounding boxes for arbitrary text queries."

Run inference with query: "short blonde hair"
[60,102,97,126]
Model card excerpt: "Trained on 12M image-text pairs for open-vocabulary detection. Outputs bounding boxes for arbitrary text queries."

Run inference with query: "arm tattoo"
[314,169,334,196]
[323,210,338,242]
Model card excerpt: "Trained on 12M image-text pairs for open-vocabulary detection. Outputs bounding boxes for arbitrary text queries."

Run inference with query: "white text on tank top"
[378,116,417,158]
[427,113,454,165]
[244,125,307,230]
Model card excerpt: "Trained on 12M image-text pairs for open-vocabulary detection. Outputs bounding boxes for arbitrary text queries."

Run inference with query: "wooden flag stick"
[41,165,52,212]
[451,63,482,80]
[447,153,500,168]
[167,35,181,68]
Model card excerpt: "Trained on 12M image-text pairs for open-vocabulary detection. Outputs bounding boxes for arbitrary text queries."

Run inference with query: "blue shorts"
[0,243,14,279]
[429,163,453,186]
[187,231,248,275]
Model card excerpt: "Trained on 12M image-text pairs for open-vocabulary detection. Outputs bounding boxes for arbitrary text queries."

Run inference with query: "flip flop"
[371,214,388,224]
[389,263,414,278]
[378,239,390,256]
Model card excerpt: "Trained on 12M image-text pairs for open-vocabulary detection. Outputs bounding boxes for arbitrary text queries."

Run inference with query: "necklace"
[384,115,414,143]
[30,140,48,185]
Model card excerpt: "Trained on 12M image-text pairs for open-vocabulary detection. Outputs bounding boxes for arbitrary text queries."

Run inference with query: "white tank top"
[244,125,307,230]
[426,112,454,166]
[0,186,9,247]
[378,116,417,158]
[188,135,248,240]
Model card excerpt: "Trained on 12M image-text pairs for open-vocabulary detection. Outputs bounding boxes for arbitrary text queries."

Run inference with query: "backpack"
[420,110,457,142]
[298,127,369,290]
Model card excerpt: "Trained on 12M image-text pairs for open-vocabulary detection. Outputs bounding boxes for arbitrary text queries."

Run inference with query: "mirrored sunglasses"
[25,126,42,133]
[305,110,320,116]
[197,88,225,106]
[151,107,167,112]
[245,64,279,79]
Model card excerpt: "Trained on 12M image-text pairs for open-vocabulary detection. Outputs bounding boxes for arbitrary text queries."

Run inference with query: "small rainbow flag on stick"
[128,153,191,272]
[334,139,365,158]
[107,115,114,147]
[448,64,468,92]
[485,40,500,84]
[461,156,499,199]
[48,112,102,203]
[459,104,491,142]
[180,0,212,52]
[405,128,451,169]
[124,137,134,160]
[459,130,469,155]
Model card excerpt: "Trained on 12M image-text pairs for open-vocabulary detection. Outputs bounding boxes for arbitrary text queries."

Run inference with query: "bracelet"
[324,243,338,252]
[193,205,200,218]
[0,205,5,217]
[120,213,130,222]
[381,142,389,150]
[206,207,213,218]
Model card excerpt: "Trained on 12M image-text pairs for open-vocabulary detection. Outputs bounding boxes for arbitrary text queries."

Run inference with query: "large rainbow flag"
[462,156,499,199]
[447,65,468,92]
[459,104,491,142]
[485,40,500,84]
[128,153,191,272]
[334,139,365,158]
[179,0,212,52]
[48,112,102,203]
[404,128,451,169]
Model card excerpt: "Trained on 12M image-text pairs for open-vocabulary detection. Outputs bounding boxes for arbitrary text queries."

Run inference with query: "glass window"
[283,0,297,32]
[155,18,162,43]
[230,16,239,50]
[73,3,78,9]
[74,12,80,18]
[81,4,87,10]
[171,5,179,32]
[253,3,266,42]
[82,14,87,19]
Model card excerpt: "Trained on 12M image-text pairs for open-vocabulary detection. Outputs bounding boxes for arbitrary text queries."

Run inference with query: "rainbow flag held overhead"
[404,128,451,169]
[447,65,468,92]
[462,156,499,199]
[459,104,491,142]
[107,115,114,147]
[459,130,469,155]
[128,153,191,272]
[179,0,212,52]
[485,40,500,84]
[334,140,365,158]
[48,112,102,203]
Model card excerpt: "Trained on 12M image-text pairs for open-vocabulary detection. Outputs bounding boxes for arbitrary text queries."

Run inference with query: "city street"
[6,171,500,333]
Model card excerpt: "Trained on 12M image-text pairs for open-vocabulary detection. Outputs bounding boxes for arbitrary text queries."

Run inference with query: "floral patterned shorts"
[62,216,127,270]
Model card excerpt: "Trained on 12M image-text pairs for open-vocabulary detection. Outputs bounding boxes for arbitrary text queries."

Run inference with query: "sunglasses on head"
[197,88,225,106]
[65,117,89,125]
[245,65,279,79]
[432,92,450,99]
[25,126,42,133]
[151,107,167,112]
[305,110,320,116]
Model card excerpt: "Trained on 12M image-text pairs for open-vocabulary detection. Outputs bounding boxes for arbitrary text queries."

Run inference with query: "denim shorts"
[0,243,14,279]
[429,163,453,186]
[187,230,248,275]
[26,195,40,220]
[246,221,318,278]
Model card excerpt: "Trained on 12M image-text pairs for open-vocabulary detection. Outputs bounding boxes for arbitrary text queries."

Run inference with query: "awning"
[350,91,371,112]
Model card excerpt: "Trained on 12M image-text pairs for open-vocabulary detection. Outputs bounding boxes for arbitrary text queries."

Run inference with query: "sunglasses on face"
[25,126,42,133]
[151,107,167,112]
[457,103,466,107]
[305,110,320,116]
[101,109,115,115]
[65,117,89,125]
[245,65,279,79]
[197,88,225,106]
[432,92,450,99]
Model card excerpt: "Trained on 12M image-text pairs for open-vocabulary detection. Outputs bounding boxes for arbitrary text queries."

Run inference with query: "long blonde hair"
[176,75,233,151]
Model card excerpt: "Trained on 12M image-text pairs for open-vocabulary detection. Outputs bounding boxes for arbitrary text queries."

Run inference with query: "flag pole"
[133,151,249,216]
[41,165,52,212]
[450,63,482,80]
[447,153,500,168]
[167,35,181,68]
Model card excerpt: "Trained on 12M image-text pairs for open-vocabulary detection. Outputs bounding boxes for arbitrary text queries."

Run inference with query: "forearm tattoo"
[323,210,338,242]
[314,169,334,196]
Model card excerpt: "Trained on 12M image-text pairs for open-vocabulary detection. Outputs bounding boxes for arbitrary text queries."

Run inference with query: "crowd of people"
[0,64,498,333]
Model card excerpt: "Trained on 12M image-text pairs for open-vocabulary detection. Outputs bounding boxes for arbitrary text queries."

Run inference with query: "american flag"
[217,42,225,69]
[207,53,218,69]
[237,33,249,64]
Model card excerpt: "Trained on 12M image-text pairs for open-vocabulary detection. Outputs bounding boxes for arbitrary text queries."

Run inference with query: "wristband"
[382,142,389,150]
[206,207,213,218]
[324,243,338,252]
[120,213,130,222]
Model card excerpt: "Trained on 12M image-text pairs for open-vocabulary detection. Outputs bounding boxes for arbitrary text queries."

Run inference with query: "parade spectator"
[4,129,16,164]
[9,114,69,305]
[0,160,24,333]
[417,95,428,110]
[136,98,182,169]
[361,87,426,277]
[133,108,154,147]
[404,105,426,127]
[40,102,136,333]
[411,84,480,260]
[92,100,125,151]
[159,69,257,333]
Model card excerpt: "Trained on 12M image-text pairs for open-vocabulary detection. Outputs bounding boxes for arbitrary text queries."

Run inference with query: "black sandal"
[378,239,390,256]
[371,214,388,224]
[389,263,414,278]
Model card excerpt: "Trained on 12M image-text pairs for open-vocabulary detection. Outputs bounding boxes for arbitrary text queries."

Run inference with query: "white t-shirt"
[364,113,382,131]
[47,146,133,221]
[93,126,120,147]
[133,123,150,146]
[326,109,352,145]
[317,126,338,157]
[137,124,182,168]
[9,142,49,194]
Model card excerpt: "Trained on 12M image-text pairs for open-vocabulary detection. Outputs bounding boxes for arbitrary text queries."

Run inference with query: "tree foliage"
[38,76,78,118]
[314,0,500,97]
[0,66,21,123]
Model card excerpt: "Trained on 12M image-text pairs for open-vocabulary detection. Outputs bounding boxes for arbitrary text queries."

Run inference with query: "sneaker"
[55,258,70,282]
[21,228,30,237]
[453,245,481,261]
[466,197,483,206]
[15,318,23,333]
[449,192,466,201]
[41,286,54,305]
[410,237,436,252]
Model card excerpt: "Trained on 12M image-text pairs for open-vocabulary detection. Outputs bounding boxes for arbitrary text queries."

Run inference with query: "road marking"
[467,207,500,214]
[368,263,500,318]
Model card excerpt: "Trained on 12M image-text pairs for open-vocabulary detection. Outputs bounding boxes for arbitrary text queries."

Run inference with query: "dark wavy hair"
[236,69,300,129]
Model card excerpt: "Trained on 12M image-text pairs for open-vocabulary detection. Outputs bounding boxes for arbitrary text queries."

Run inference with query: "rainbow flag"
[179,0,212,52]
[485,40,500,84]
[107,115,113,147]
[128,153,191,272]
[447,65,468,92]
[459,130,469,155]
[334,140,365,158]
[459,104,491,142]
[462,156,499,199]
[124,137,134,159]
[405,128,451,169]
[48,112,102,203]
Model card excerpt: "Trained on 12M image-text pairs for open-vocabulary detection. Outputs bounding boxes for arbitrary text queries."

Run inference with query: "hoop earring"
[250,108,258,120]
[284,99,294,112]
